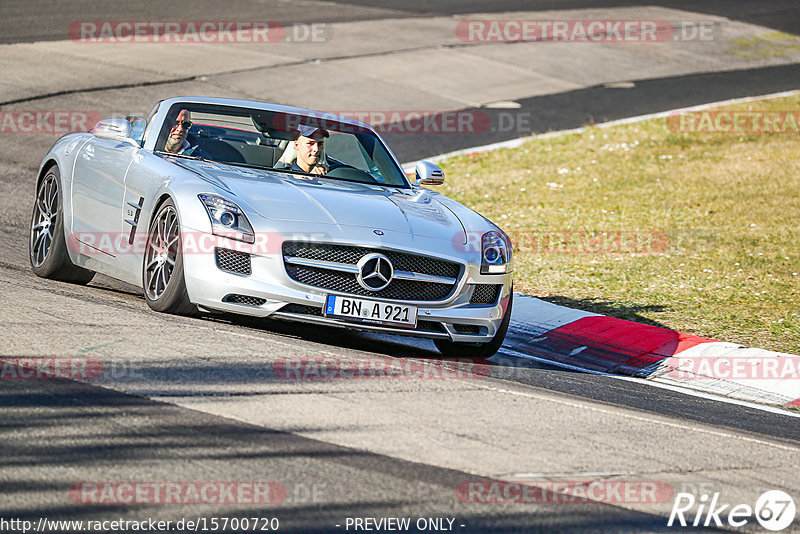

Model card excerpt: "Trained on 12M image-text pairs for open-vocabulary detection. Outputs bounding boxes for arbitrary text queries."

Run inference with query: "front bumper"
[182,233,513,343]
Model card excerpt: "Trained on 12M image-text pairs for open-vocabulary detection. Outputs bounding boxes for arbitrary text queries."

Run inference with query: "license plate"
[325,295,417,327]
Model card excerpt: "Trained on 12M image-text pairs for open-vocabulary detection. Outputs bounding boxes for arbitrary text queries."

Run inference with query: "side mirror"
[126,116,147,145]
[413,160,445,186]
[91,118,136,144]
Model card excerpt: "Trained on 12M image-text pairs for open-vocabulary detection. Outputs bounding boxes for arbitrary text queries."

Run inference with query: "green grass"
[728,32,800,59]
[437,95,800,353]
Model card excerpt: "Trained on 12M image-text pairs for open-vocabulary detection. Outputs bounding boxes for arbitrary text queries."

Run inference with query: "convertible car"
[30,97,513,357]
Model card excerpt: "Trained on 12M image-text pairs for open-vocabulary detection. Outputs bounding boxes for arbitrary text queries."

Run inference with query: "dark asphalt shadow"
[0,378,705,533]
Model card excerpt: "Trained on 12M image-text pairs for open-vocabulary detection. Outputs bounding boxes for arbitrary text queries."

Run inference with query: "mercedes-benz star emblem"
[356,253,393,291]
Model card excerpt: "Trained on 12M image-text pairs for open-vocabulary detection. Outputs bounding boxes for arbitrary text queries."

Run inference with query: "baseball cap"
[297,124,330,138]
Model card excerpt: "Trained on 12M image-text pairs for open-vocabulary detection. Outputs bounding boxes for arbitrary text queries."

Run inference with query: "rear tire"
[434,292,513,359]
[142,198,197,315]
[29,165,95,284]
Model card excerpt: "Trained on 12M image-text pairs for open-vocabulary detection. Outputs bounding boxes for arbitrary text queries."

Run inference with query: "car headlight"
[198,194,255,244]
[481,231,512,274]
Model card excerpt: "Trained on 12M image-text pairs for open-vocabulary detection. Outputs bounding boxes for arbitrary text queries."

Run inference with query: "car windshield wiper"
[158,152,207,162]
[160,152,241,168]
[222,161,274,172]
[161,152,282,173]
[279,168,380,186]
[280,169,321,178]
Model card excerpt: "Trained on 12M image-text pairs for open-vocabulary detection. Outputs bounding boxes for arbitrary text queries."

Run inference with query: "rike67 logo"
[668,490,795,531]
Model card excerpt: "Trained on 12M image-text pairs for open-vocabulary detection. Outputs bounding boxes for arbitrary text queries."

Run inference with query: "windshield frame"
[154,102,411,188]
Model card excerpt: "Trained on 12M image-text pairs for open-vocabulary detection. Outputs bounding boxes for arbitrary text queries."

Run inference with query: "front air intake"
[215,247,252,275]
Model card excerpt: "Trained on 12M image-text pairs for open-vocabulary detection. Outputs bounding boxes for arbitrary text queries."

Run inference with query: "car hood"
[179,161,467,243]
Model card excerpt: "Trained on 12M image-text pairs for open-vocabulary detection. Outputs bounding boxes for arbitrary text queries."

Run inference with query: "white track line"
[498,348,800,419]
[402,89,800,171]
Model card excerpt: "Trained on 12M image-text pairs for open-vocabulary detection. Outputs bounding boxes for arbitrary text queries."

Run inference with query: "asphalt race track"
[1,1,799,532]
[3,1,800,44]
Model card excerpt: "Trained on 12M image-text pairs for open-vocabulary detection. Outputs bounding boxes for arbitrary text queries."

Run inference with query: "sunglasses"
[173,120,193,129]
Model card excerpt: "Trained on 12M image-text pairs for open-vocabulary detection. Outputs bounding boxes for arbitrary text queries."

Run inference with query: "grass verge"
[437,94,800,354]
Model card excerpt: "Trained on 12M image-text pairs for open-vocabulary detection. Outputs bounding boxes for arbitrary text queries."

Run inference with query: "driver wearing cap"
[292,124,329,176]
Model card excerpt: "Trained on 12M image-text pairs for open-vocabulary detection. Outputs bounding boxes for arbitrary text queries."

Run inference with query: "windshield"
[155,103,409,188]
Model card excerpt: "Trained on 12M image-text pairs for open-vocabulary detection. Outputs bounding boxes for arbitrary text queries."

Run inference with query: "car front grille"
[470,284,502,305]
[451,323,482,334]
[416,320,447,333]
[283,243,460,278]
[282,242,462,302]
[216,248,251,275]
[279,303,323,316]
[223,294,266,307]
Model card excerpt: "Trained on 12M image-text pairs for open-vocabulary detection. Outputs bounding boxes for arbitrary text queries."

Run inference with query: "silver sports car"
[30,97,513,357]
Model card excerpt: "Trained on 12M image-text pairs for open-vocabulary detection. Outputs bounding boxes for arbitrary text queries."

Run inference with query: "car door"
[116,151,173,286]
[71,137,138,262]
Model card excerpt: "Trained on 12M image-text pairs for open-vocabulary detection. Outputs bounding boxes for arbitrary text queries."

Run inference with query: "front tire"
[434,292,513,359]
[29,165,95,284]
[142,198,196,315]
